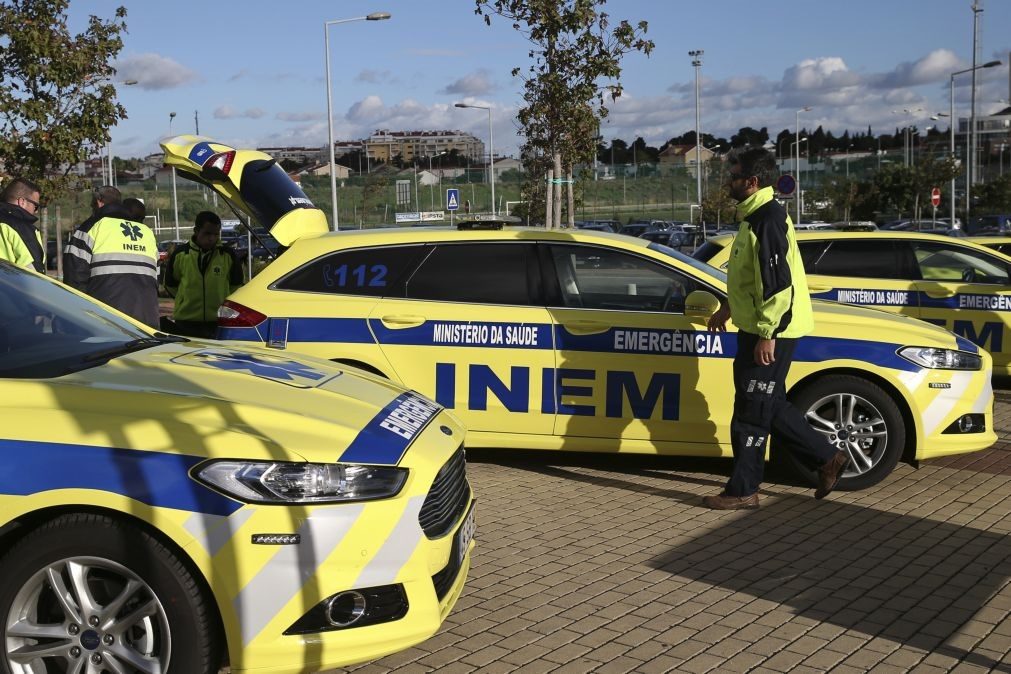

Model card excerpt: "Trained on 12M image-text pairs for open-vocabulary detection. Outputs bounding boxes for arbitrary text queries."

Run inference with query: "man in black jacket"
[0,178,45,273]
[64,186,160,328]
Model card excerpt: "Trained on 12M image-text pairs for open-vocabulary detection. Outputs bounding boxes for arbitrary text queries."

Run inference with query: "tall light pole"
[429,151,446,210]
[455,103,495,214]
[795,106,811,222]
[169,112,180,240]
[950,60,1001,226]
[689,50,704,224]
[325,12,391,231]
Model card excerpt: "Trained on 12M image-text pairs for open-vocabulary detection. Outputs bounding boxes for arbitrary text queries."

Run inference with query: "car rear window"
[404,243,539,306]
[274,245,426,295]
[803,240,913,280]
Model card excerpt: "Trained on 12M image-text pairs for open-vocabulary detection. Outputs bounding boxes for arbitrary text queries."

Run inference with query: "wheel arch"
[0,504,230,668]
[789,366,920,465]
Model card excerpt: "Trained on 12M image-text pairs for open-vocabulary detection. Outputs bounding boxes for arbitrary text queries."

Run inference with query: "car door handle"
[562,321,610,335]
[923,288,957,299]
[380,315,426,329]
[808,285,834,294]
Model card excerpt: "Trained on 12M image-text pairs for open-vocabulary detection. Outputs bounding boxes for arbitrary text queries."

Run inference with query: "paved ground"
[327,387,1011,674]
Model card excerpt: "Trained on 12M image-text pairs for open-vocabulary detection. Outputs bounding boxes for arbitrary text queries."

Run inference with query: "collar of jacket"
[735,186,775,221]
[96,203,130,220]
[0,202,39,228]
[187,237,224,255]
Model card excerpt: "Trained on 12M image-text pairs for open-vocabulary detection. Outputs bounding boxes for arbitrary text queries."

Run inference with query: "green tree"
[475,0,653,228]
[974,175,1011,214]
[0,0,128,199]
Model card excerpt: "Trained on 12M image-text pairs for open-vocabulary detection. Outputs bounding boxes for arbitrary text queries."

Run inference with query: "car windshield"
[0,264,180,379]
[647,242,727,284]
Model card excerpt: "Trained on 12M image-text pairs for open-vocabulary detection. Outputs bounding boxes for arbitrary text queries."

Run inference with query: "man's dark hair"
[123,197,146,222]
[194,211,222,231]
[726,146,779,188]
[92,185,122,208]
[1,177,41,204]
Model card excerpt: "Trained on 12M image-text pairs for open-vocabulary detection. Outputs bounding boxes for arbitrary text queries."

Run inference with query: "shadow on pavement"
[475,450,1011,672]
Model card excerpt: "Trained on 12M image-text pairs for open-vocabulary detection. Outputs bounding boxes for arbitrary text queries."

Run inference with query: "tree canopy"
[0,0,128,199]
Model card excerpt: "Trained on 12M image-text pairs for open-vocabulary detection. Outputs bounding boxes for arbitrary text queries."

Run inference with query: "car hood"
[160,135,329,246]
[18,342,456,466]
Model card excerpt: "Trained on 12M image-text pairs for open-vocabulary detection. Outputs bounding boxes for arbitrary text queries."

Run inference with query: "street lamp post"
[795,107,811,222]
[325,12,391,231]
[454,103,495,214]
[949,60,1001,225]
[169,112,180,240]
[689,50,704,220]
[429,151,446,210]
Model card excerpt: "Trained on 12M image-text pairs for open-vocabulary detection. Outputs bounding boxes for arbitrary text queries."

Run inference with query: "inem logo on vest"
[120,222,143,241]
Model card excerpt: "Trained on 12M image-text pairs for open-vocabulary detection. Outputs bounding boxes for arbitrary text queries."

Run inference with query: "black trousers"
[725,331,837,497]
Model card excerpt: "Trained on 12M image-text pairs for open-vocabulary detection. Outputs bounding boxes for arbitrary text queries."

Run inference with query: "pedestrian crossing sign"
[446,188,460,211]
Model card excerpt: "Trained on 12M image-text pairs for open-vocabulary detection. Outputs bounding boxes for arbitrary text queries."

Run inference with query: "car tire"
[781,375,905,491]
[0,513,221,674]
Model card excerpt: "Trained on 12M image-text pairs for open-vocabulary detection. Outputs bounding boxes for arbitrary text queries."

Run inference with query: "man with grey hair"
[64,185,160,328]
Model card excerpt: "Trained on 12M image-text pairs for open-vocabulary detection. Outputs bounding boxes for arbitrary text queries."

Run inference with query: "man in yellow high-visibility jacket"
[0,178,45,273]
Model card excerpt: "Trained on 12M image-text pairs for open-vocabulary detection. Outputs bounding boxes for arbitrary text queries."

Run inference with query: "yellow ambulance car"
[0,263,473,674]
[161,136,996,494]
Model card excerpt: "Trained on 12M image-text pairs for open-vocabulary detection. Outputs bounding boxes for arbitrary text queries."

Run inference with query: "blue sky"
[71,0,1011,160]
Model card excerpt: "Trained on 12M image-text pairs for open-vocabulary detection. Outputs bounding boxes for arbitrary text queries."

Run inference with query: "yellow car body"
[701,231,1011,375]
[968,235,1011,258]
[0,264,473,674]
[160,136,995,493]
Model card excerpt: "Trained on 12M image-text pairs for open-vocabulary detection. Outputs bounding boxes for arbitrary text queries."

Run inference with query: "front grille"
[418,446,470,538]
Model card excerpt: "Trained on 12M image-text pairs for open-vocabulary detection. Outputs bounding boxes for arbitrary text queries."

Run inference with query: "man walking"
[704,147,847,510]
[164,211,243,338]
[64,186,160,328]
[0,178,45,272]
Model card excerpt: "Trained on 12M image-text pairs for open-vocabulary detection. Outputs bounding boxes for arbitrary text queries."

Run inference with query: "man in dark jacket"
[0,178,45,273]
[165,211,243,338]
[64,186,160,328]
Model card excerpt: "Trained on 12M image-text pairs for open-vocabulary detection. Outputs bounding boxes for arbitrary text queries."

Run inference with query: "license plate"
[456,502,476,561]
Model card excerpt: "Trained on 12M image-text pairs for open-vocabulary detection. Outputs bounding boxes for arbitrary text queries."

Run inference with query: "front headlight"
[194,461,408,504]
[899,347,982,371]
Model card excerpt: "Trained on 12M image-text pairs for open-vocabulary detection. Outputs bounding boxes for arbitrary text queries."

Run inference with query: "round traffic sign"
[931,187,941,207]
[776,174,796,196]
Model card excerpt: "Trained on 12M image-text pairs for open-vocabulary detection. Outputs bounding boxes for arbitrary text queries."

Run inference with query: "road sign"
[446,188,460,211]
[931,187,941,207]
[776,174,796,196]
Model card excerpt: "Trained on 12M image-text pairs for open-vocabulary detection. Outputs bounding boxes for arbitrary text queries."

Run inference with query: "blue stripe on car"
[338,392,441,465]
[0,440,242,516]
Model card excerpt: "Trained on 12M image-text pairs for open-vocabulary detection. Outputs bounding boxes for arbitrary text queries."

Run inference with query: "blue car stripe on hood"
[0,440,242,516]
[338,392,442,465]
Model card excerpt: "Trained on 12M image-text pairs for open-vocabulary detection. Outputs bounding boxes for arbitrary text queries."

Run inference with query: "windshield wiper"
[82,336,184,363]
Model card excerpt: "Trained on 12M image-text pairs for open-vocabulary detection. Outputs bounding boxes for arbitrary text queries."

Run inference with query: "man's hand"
[708,303,731,332]
[755,338,776,366]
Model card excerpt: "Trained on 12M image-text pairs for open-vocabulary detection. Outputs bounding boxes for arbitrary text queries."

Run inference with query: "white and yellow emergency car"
[161,136,996,494]
[699,231,1011,375]
[0,263,473,674]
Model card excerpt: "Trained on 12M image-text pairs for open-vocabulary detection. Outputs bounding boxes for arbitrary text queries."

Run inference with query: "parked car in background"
[639,228,694,249]
[968,235,1011,256]
[575,220,618,233]
[969,214,1011,234]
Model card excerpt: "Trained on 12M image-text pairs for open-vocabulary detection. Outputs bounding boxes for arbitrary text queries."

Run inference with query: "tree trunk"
[566,168,575,228]
[545,169,553,229]
[552,152,562,230]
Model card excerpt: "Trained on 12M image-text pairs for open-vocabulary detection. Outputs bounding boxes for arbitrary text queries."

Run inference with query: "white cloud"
[355,69,396,84]
[214,106,266,120]
[115,53,199,90]
[277,111,325,122]
[440,69,495,96]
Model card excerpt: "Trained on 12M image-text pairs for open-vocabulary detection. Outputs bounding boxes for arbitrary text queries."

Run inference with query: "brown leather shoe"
[702,492,759,510]
[815,450,849,499]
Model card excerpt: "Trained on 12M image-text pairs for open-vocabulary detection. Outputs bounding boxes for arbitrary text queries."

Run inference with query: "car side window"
[798,241,828,271]
[404,243,539,306]
[806,240,913,280]
[547,244,701,313]
[274,245,425,296]
[912,242,1010,285]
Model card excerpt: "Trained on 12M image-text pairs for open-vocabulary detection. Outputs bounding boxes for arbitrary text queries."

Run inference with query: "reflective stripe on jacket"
[726,186,814,339]
[165,240,243,323]
[64,205,160,328]
[0,202,44,273]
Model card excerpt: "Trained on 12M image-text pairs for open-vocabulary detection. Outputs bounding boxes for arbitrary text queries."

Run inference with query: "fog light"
[326,591,367,627]
[942,414,985,434]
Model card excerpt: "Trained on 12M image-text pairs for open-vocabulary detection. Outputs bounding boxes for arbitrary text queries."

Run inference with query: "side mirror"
[684,290,720,319]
